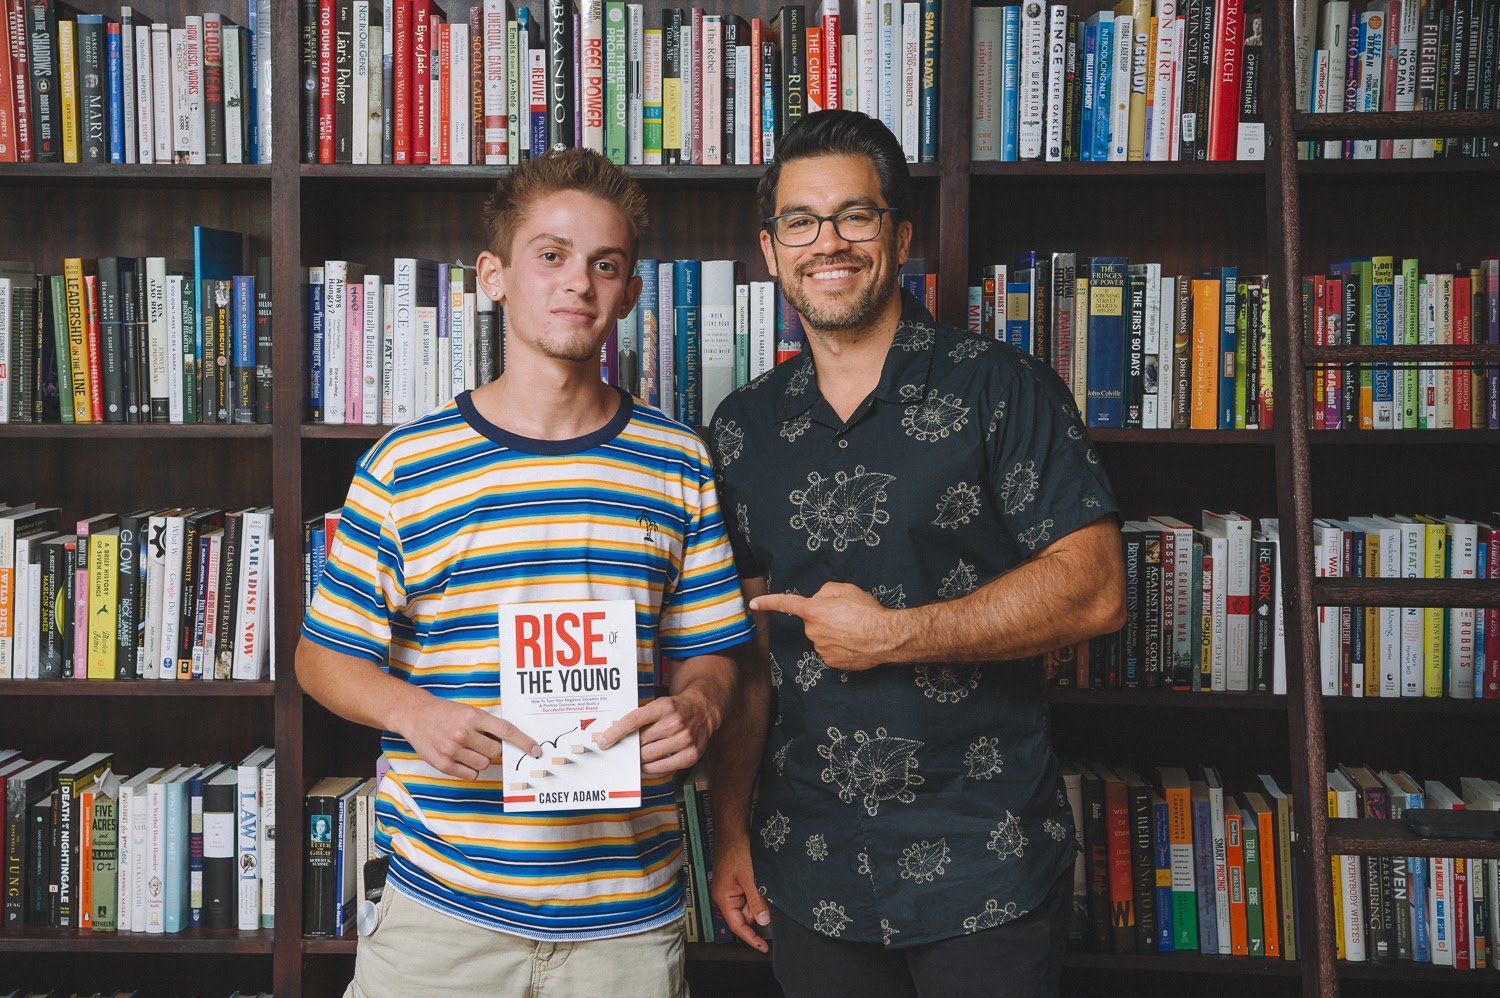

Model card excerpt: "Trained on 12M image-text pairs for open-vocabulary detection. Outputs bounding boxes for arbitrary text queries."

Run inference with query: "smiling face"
[477,189,642,366]
[760,153,912,339]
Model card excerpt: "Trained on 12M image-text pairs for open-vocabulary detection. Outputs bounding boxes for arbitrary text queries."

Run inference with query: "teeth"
[811,270,854,280]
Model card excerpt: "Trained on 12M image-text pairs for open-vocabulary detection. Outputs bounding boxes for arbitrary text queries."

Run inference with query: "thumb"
[813,581,865,598]
[748,593,813,618]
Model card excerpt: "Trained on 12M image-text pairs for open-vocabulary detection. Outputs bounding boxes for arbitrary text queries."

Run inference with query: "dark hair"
[481,148,649,264]
[757,110,912,226]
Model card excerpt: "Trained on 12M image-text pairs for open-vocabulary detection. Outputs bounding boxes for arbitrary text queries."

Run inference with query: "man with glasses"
[706,110,1126,997]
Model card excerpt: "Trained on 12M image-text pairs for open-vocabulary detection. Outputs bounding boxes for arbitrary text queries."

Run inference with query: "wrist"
[675,684,725,732]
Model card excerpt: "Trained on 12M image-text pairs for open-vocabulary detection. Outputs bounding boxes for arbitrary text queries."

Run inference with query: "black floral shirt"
[709,292,1119,947]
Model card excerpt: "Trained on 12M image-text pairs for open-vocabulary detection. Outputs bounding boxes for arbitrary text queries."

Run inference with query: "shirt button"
[838,439,849,449]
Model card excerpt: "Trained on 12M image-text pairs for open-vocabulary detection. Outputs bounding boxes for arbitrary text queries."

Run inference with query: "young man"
[707,111,1126,997]
[297,149,754,998]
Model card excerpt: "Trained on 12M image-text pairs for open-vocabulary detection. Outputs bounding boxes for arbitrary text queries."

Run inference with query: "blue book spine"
[310,523,328,598]
[1093,16,1114,164]
[1000,6,1020,162]
[899,270,924,302]
[1407,789,1429,962]
[188,771,209,927]
[164,778,190,933]
[1153,796,1174,952]
[918,0,939,162]
[673,260,701,425]
[232,275,256,423]
[637,260,660,408]
[1080,20,1098,162]
[247,3,259,164]
[1217,267,1238,429]
[1371,261,1394,427]
[1085,257,1126,428]
[1005,280,1030,352]
[308,274,325,421]
[1191,793,1218,953]
[107,25,124,163]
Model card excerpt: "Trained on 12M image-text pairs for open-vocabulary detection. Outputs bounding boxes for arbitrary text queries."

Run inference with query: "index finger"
[748,593,812,617]
[476,711,542,758]
[596,700,668,749]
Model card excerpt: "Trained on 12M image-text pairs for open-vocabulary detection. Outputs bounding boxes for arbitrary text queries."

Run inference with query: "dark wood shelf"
[0,163,272,188]
[1327,819,1500,860]
[1299,156,1500,177]
[1322,695,1500,715]
[1303,345,1500,364]
[302,937,358,955]
[1293,110,1500,139]
[0,680,276,697]
[1313,579,1500,609]
[970,160,1265,177]
[1048,688,1287,710]
[1089,429,1273,444]
[303,423,392,440]
[1061,952,1299,975]
[301,163,942,186]
[0,423,273,439]
[0,927,274,954]
[1306,429,1500,445]
[1337,960,1500,982]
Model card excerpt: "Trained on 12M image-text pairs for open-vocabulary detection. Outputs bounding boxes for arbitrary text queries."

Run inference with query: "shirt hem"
[388,878,685,943]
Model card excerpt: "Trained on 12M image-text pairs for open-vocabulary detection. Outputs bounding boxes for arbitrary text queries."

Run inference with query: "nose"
[813,216,853,256]
[561,255,594,297]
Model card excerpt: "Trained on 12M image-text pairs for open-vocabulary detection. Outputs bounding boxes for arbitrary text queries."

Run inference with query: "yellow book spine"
[1421,522,1446,697]
[60,19,80,164]
[662,77,681,156]
[1190,279,1220,429]
[1328,787,1344,960]
[87,531,118,680]
[63,258,92,422]
[1072,277,1089,413]
[1364,533,1380,695]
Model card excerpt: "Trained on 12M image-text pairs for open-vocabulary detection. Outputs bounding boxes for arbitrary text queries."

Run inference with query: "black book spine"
[38,541,63,678]
[301,0,320,162]
[190,531,212,679]
[133,259,150,423]
[1478,0,1498,156]
[11,281,36,423]
[204,15,226,164]
[37,275,58,423]
[202,779,235,928]
[59,540,76,678]
[214,512,243,680]
[334,0,354,162]
[777,5,805,135]
[722,18,737,165]
[1141,534,1163,688]
[1251,536,1274,693]
[1121,532,1141,687]
[1064,17,1080,161]
[303,792,336,936]
[1446,0,1466,156]
[1194,0,1215,161]
[29,794,53,925]
[1125,274,1145,428]
[475,307,497,385]
[116,514,145,680]
[1179,0,1203,162]
[1081,772,1111,951]
[1362,790,1390,961]
[119,263,141,422]
[96,258,124,422]
[27,0,61,163]
[662,8,681,163]
[1128,782,1155,954]
[548,0,575,151]
[254,257,273,423]
[78,16,107,163]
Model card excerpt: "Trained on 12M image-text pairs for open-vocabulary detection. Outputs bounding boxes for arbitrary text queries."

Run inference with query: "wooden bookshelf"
[2,0,1498,996]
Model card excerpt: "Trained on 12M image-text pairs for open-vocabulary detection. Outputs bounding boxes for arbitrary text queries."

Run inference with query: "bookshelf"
[0,1,1498,997]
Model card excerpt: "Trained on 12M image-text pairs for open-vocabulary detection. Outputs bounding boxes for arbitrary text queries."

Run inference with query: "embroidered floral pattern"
[789,467,896,552]
[813,901,853,937]
[780,411,811,443]
[795,651,828,691]
[1001,460,1040,515]
[963,899,1025,934]
[938,560,980,599]
[761,811,790,851]
[1017,519,1055,551]
[818,726,925,817]
[897,838,951,883]
[948,337,990,362]
[963,736,1005,779]
[806,834,829,861]
[914,664,982,704]
[932,483,982,529]
[713,419,744,466]
[902,392,970,442]
[987,812,1028,862]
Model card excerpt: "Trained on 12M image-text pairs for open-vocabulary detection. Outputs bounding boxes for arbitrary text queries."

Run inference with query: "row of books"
[0,3,274,166]
[968,256,1275,430]
[0,748,276,934]
[302,772,381,938]
[1303,256,1500,431]
[1325,766,1500,967]
[1293,0,1500,161]
[1312,513,1499,699]
[0,504,276,683]
[973,0,1266,164]
[0,231,273,426]
[676,771,730,944]
[300,0,940,168]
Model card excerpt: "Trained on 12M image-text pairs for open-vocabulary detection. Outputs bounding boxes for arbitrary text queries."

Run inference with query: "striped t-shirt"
[301,389,753,940]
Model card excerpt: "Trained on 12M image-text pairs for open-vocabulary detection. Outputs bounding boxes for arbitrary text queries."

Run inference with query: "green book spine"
[681,781,713,942]
[50,275,74,424]
[1400,257,1420,428]
[604,1,628,162]
[1353,260,1373,428]
[1242,809,1264,957]
[91,796,117,931]
[1234,294,1249,430]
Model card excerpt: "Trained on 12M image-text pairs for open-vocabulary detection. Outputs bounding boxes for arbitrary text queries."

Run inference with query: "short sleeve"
[300,449,406,666]
[708,399,764,579]
[988,356,1120,554]
[658,443,756,659]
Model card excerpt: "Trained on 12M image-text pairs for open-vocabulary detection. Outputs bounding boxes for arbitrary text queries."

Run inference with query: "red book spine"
[1324,277,1343,430]
[1103,775,1136,949]
[1453,276,1472,430]
[1377,0,1399,158]
[411,0,431,164]
[318,0,336,163]
[393,0,411,162]
[7,0,33,162]
[823,13,841,110]
[0,0,16,164]
[1453,856,1471,969]
[805,25,823,111]
[1206,0,1243,161]
[1313,275,1327,430]
[749,18,762,164]
[84,273,103,422]
[437,21,450,164]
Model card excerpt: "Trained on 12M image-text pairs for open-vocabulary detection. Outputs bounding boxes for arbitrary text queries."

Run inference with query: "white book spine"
[158,515,185,680]
[877,0,897,132]
[236,761,262,929]
[1378,526,1400,698]
[130,777,152,930]
[1207,782,1230,952]
[231,512,270,681]
[507,17,521,163]
[735,45,751,164]
[450,23,470,165]
[259,762,276,927]
[171,28,191,163]
[185,16,206,165]
[1322,2,1349,159]
[145,780,167,932]
[135,24,155,163]
[699,261,737,419]
[362,276,382,425]
[223,27,244,165]
[1446,522,1478,699]
[1391,0,1418,158]
[1157,274,1175,428]
[657,263,674,410]
[151,25,172,163]
[680,23,692,162]
[381,284,395,424]
[0,281,10,425]
[257,0,274,162]
[1109,15,1132,161]
[484,0,509,164]
[900,3,920,161]
[392,260,416,424]
[1149,9,1177,161]
[701,17,722,164]
[464,292,478,391]
[352,2,370,164]
[322,262,348,425]
[1140,267,1160,429]
[142,513,168,680]
[121,20,137,164]
[750,282,774,380]
[627,4,644,164]
[415,303,438,415]
[117,785,133,927]
[857,0,878,116]
[1044,4,1067,162]
[1316,525,1341,696]
[1018,0,1045,160]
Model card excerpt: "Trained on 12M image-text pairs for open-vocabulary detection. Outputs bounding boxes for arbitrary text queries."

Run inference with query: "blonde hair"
[481,148,649,264]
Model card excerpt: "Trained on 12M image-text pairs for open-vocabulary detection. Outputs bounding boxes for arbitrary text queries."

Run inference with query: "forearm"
[707,644,772,841]
[890,516,1126,664]
[666,651,737,731]
[295,637,428,734]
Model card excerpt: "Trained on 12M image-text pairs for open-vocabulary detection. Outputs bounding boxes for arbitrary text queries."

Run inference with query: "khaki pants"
[346,888,689,998]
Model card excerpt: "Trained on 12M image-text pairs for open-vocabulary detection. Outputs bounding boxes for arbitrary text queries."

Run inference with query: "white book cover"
[121,20,137,164]
[1201,510,1251,692]
[1157,274,1174,428]
[352,2,370,164]
[170,28,191,163]
[899,3,919,161]
[392,260,419,424]
[1321,1,1350,159]
[1018,0,1045,160]
[627,4,644,164]
[236,746,274,930]
[152,24,173,163]
[749,281,774,380]
[256,0,273,162]
[735,45,751,165]
[495,600,641,812]
[1149,8,1177,161]
[484,0,510,164]
[1109,15,1132,162]
[450,22,471,165]
[124,766,164,932]
[231,510,271,681]
[135,22,155,163]
[223,26,244,165]
[1443,517,1478,699]
[1044,4,1067,162]
[185,16,206,164]
[157,512,186,680]
[877,0,897,132]
[322,261,350,425]
[700,260,736,419]
[259,759,276,927]
[1391,0,1418,158]
[368,24,385,163]
[857,0,878,117]
[1313,520,1343,696]
[1383,515,1424,697]
[362,275,383,425]
[142,511,171,681]
[701,16,722,164]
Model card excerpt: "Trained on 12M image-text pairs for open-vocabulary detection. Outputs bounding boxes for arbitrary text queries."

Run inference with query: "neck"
[469,351,619,440]
[803,286,904,403]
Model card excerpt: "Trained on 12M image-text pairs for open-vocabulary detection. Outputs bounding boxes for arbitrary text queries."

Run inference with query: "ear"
[619,271,643,319]
[475,250,506,303]
[759,229,779,279]
[894,218,913,270]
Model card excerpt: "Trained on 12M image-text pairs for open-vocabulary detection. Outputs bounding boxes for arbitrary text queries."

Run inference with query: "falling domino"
[530,768,550,779]
[508,782,530,791]
[569,744,588,754]
[550,757,572,766]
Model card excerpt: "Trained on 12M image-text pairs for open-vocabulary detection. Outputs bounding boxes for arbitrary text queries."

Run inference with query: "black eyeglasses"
[763,207,898,247]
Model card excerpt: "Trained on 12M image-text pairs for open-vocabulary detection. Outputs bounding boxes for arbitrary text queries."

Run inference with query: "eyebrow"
[775,196,882,215]
[526,233,631,259]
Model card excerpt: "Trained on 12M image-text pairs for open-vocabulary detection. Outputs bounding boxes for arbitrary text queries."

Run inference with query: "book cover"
[496,600,641,812]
